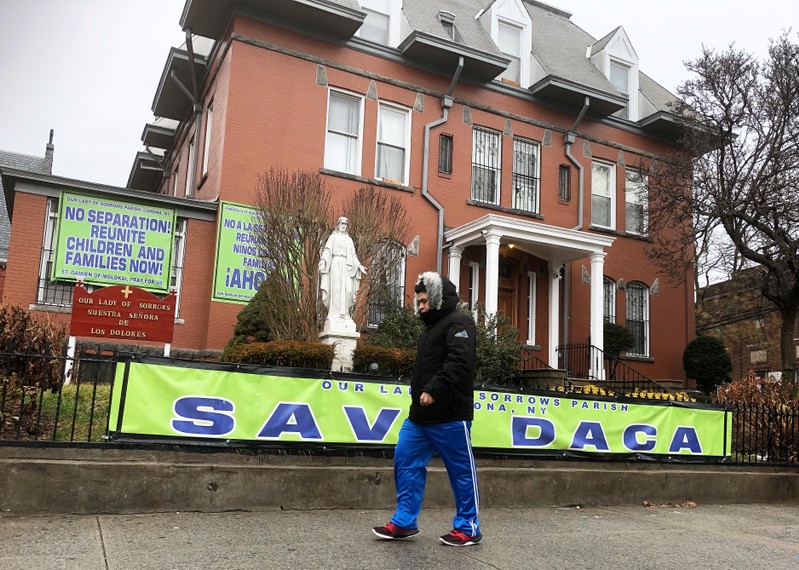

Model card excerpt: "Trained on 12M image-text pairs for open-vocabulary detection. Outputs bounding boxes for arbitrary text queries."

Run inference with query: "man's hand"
[420,392,435,406]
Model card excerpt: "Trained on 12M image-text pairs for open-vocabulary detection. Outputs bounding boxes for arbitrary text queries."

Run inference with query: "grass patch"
[39,383,112,442]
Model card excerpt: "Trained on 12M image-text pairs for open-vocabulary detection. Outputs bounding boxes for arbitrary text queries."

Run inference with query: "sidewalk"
[2,504,798,569]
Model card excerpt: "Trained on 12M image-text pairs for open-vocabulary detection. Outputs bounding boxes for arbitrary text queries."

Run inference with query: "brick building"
[0,0,695,381]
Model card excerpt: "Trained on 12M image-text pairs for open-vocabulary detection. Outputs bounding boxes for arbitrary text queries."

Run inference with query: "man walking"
[372,271,482,546]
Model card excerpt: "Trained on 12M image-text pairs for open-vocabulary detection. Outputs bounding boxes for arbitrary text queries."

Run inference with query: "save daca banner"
[109,357,731,459]
[53,192,176,292]
[212,201,273,303]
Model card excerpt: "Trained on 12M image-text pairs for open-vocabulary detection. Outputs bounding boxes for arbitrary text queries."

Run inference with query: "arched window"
[626,281,649,356]
[367,241,406,327]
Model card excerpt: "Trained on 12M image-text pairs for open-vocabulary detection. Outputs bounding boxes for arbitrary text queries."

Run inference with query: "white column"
[483,231,501,319]
[590,252,607,380]
[448,245,463,292]
[548,264,562,367]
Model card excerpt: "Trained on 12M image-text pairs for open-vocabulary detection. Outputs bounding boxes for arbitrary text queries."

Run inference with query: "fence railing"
[0,351,114,443]
[557,343,666,394]
[2,350,798,465]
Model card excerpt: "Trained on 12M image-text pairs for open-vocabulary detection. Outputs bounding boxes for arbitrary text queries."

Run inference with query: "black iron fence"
[557,343,666,394]
[2,350,798,465]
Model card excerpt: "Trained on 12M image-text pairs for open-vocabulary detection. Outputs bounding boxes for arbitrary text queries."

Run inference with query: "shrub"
[714,370,799,463]
[227,287,272,348]
[475,307,522,385]
[603,322,635,358]
[221,340,334,369]
[352,344,415,376]
[362,305,422,350]
[683,336,732,393]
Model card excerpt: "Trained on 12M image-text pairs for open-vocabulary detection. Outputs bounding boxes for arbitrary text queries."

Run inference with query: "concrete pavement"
[2,504,799,569]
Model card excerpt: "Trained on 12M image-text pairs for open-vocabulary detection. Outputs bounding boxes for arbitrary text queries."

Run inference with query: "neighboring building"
[698,270,796,381]
[0,131,54,299]
[1,0,695,381]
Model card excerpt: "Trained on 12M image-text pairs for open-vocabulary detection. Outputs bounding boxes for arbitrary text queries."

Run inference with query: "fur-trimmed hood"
[414,271,459,323]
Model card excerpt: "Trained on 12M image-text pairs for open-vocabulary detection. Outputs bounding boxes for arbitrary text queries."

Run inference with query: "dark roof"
[0,150,50,262]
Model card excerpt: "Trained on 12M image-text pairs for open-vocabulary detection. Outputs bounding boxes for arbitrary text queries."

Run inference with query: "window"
[603,277,616,323]
[439,134,453,174]
[625,170,647,235]
[36,198,73,307]
[367,242,406,327]
[626,282,649,357]
[170,218,188,318]
[325,90,363,175]
[559,164,571,201]
[185,136,196,198]
[591,161,615,229]
[172,165,179,197]
[201,103,213,176]
[497,21,522,84]
[527,271,536,345]
[610,60,630,119]
[512,137,539,213]
[471,127,501,205]
[359,0,391,45]
[376,103,410,185]
[469,261,480,319]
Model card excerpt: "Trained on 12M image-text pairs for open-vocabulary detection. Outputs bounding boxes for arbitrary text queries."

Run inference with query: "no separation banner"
[109,358,732,459]
[212,201,273,303]
[53,192,176,292]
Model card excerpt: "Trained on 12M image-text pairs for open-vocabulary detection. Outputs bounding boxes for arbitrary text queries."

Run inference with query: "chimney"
[44,129,54,174]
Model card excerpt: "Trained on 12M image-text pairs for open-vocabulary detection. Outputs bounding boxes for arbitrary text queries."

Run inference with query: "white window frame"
[185,136,196,198]
[36,198,75,306]
[201,102,213,176]
[497,20,522,84]
[366,241,406,328]
[625,170,648,235]
[469,261,480,320]
[591,160,616,229]
[170,218,188,318]
[471,127,502,205]
[526,271,536,345]
[324,89,364,176]
[357,0,401,47]
[626,281,650,357]
[375,102,411,185]
[609,59,630,119]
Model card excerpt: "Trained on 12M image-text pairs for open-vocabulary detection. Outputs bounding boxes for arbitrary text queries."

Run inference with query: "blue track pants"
[390,418,480,535]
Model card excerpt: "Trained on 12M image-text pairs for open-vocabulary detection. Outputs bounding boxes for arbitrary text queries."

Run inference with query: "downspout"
[183,28,202,198]
[422,56,463,274]
[562,96,590,350]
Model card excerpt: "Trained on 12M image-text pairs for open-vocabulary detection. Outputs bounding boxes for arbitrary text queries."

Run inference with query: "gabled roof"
[0,149,50,262]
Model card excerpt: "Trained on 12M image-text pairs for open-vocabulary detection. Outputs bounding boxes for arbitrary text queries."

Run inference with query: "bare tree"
[251,172,412,340]
[341,185,412,329]
[253,169,332,342]
[645,33,799,381]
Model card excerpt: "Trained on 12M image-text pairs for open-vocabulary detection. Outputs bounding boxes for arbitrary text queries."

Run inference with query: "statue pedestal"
[320,317,360,371]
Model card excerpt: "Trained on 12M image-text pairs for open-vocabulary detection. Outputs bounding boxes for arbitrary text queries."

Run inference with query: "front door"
[498,287,516,328]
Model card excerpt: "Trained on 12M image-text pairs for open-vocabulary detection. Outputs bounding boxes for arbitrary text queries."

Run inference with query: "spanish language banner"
[109,360,731,458]
[212,202,272,303]
[53,192,175,292]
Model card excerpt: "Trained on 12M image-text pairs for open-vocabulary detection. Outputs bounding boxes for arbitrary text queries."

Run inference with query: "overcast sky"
[0,0,795,187]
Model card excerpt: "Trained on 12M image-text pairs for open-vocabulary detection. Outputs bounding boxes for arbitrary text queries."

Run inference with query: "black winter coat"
[409,306,477,424]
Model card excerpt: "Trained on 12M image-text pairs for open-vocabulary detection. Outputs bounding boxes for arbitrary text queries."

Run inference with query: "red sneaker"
[372,522,419,540]
[439,529,482,546]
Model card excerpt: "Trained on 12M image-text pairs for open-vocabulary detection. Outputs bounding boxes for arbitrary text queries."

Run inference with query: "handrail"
[519,346,553,370]
[556,343,668,394]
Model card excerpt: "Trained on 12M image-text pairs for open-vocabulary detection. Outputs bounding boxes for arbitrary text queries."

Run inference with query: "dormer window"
[497,21,522,84]
[482,0,532,86]
[358,0,400,47]
[438,10,463,43]
[609,60,630,119]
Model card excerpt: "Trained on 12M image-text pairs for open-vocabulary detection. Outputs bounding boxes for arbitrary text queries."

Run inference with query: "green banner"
[212,202,272,303]
[110,360,731,458]
[53,192,175,292]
